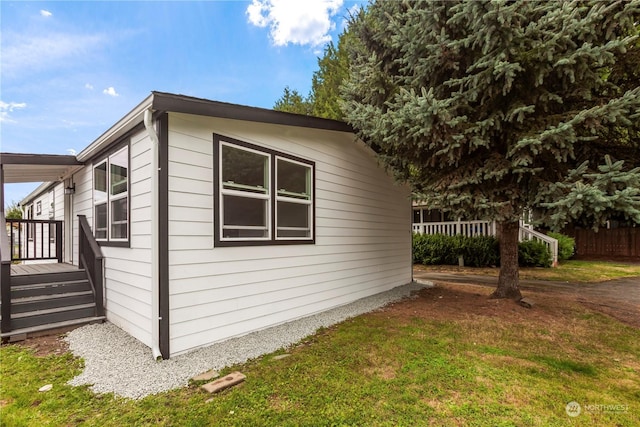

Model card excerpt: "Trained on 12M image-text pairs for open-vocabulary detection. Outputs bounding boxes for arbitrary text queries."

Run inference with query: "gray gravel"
[64,281,429,399]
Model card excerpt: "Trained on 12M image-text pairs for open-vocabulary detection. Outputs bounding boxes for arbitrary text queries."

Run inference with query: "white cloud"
[85,83,94,90]
[103,87,119,97]
[246,0,343,47]
[67,148,77,155]
[2,32,107,77]
[40,10,53,17]
[0,101,27,123]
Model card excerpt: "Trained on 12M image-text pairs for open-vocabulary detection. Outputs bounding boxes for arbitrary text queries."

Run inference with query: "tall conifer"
[342,0,640,299]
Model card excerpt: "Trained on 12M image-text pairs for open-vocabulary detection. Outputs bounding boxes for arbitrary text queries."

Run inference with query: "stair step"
[12,280,92,298]
[11,270,88,287]
[11,291,95,314]
[0,316,106,339]
[11,303,97,330]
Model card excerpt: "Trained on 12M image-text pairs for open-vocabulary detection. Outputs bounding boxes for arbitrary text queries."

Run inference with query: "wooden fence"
[567,227,639,259]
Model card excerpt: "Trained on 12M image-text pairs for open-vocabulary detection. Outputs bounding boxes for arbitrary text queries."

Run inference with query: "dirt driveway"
[413,269,640,328]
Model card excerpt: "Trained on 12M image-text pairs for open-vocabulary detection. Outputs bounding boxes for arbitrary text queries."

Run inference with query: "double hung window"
[93,145,129,243]
[215,135,314,246]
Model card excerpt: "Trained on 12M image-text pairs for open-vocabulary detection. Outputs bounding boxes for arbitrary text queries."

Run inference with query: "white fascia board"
[77,93,154,162]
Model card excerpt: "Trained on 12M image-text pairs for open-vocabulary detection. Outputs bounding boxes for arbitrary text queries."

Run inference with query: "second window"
[215,135,314,245]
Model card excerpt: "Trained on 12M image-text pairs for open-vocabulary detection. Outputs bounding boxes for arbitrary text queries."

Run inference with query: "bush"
[412,233,553,268]
[518,240,552,267]
[413,233,499,267]
[412,233,462,265]
[547,232,575,261]
[460,235,500,267]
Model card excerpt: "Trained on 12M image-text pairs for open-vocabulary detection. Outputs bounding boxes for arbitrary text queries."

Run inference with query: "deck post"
[56,221,63,263]
[1,211,11,334]
[94,257,104,317]
[0,261,10,334]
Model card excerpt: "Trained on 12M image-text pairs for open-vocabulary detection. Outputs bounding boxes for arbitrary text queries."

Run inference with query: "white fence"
[413,220,558,267]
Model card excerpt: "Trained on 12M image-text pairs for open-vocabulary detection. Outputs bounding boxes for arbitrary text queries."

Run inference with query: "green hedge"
[412,233,551,268]
[518,240,552,268]
[547,232,575,261]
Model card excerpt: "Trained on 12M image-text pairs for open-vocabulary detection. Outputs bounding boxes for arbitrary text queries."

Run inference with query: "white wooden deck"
[10,263,78,276]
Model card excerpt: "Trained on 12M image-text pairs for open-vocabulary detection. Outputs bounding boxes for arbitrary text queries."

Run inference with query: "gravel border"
[64,281,430,399]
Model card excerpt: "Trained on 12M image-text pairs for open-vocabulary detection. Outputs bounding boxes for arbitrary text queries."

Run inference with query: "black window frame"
[213,134,315,247]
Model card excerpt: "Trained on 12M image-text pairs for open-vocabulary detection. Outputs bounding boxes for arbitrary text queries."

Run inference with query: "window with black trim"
[214,135,314,246]
[93,145,129,243]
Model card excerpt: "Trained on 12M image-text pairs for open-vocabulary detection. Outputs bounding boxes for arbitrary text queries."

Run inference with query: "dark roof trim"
[0,153,83,166]
[151,91,353,133]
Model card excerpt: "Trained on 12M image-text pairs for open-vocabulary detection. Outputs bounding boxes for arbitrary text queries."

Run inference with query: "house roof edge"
[151,91,353,133]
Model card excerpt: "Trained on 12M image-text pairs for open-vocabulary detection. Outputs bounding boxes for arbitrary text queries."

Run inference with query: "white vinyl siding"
[72,130,154,348]
[167,113,411,356]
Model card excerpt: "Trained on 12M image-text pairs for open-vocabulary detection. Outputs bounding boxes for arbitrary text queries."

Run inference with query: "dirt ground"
[6,279,640,358]
[382,281,640,329]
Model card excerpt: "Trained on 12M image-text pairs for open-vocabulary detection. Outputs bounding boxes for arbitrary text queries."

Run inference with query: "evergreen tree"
[342,0,640,299]
[309,32,353,120]
[273,86,313,115]
[274,31,352,120]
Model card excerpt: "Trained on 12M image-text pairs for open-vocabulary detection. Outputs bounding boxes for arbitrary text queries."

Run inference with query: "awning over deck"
[0,153,83,183]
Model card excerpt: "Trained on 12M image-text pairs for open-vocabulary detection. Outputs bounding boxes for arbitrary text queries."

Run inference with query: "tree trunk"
[491,220,522,300]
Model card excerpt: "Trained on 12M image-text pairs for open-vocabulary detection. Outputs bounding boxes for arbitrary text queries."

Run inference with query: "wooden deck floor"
[10,263,79,276]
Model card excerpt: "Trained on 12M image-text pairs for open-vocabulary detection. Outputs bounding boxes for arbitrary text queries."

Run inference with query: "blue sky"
[1,0,362,208]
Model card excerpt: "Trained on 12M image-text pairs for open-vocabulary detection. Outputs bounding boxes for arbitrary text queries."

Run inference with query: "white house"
[1,92,412,358]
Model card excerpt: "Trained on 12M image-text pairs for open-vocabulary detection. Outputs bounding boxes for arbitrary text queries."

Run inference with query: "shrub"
[460,235,500,267]
[412,233,462,265]
[518,240,552,267]
[412,233,553,268]
[547,232,575,261]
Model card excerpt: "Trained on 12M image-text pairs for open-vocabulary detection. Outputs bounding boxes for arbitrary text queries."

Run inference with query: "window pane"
[222,145,268,191]
[223,195,267,227]
[110,148,128,196]
[94,162,107,204]
[277,201,310,238]
[277,229,311,238]
[223,228,268,239]
[111,198,128,239]
[95,203,107,239]
[413,209,421,224]
[277,159,310,198]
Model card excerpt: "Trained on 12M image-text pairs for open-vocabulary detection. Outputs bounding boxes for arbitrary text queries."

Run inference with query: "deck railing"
[412,220,496,237]
[413,219,558,266]
[78,215,104,317]
[1,212,12,333]
[6,219,63,262]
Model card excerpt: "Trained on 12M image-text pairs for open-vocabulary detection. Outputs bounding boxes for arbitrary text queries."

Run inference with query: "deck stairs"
[1,269,104,339]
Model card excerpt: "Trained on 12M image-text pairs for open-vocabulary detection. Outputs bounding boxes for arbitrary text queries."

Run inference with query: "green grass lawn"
[1,283,639,426]
[416,260,640,283]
